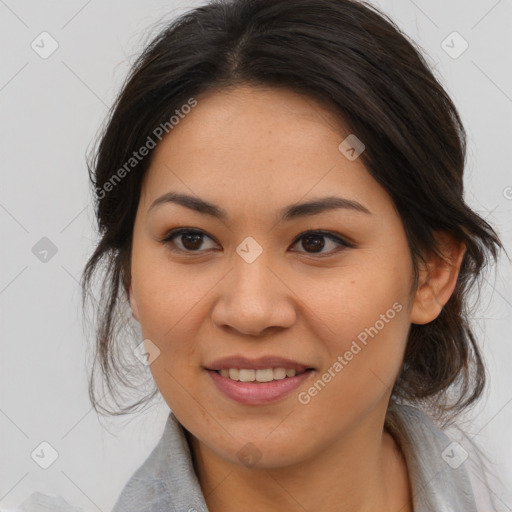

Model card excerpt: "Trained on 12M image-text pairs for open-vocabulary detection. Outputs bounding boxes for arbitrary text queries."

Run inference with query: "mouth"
[204,356,316,404]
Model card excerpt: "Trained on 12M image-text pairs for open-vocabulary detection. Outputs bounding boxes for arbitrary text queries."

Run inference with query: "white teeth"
[273,368,287,380]
[255,369,274,382]
[216,367,300,382]
[238,369,255,382]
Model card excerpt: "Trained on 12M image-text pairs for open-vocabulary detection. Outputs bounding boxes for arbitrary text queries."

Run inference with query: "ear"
[129,282,140,322]
[410,231,466,325]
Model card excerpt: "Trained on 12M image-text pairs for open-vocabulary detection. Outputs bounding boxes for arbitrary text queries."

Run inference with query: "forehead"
[140,85,392,222]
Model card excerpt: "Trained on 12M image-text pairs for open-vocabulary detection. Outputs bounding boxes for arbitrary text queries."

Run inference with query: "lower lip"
[206,369,313,405]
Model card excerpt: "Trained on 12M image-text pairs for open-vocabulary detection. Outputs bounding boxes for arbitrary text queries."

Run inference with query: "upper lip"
[206,355,314,373]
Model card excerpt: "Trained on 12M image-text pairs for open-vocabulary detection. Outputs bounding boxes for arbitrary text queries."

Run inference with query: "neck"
[186,412,412,512]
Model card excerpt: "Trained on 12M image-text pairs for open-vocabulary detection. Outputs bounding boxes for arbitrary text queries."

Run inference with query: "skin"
[128,85,466,512]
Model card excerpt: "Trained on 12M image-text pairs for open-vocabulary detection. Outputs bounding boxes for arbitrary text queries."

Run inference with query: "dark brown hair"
[81,0,504,426]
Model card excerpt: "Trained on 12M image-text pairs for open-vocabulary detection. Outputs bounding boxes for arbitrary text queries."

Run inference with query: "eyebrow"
[148,192,371,222]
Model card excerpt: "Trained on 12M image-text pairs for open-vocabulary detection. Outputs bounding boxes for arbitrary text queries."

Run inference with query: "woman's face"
[129,85,420,468]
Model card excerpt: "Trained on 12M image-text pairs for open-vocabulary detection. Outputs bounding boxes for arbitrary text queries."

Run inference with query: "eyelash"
[160,228,354,257]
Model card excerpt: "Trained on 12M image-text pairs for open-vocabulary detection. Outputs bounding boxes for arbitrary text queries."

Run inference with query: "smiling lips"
[205,355,315,404]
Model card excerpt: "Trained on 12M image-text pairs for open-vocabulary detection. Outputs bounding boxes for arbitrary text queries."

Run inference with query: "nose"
[211,251,297,337]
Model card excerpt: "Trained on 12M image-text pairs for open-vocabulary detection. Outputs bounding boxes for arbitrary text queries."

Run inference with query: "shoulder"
[110,412,208,512]
[441,418,510,512]
[1,491,85,512]
[387,403,499,511]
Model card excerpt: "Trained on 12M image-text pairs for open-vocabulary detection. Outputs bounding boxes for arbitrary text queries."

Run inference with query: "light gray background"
[1,0,511,510]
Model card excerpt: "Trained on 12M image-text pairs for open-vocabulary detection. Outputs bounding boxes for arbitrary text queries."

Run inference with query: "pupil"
[303,234,324,252]
[182,233,203,250]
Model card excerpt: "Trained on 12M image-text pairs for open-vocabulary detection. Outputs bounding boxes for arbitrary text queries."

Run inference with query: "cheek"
[296,301,409,441]
[301,249,412,402]
[129,248,205,391]
[301,254,411,343]
[131,240,208,336]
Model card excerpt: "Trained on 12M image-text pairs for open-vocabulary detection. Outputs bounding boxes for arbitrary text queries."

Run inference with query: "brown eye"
[161,229,218,253]
[290,230,352,256]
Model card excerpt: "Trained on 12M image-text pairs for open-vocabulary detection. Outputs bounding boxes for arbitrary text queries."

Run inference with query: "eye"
[289,230,353,256]
[161,228,219,253]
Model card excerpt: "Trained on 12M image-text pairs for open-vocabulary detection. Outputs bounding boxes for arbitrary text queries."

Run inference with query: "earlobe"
[129,283,140,322]
[410,232,466,325]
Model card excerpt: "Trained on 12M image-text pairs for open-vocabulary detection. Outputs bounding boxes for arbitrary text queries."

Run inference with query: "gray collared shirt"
[110,404,482,512]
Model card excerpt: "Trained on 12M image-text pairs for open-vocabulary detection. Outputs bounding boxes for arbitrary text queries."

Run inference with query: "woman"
[81,0,506,510]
